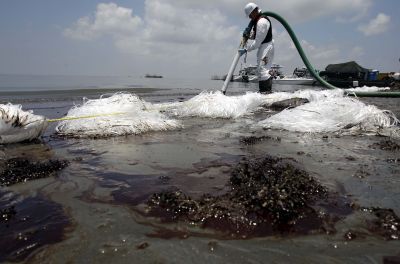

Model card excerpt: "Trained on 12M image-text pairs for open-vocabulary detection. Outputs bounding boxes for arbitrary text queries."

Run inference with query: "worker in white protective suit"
[239,3,274,93]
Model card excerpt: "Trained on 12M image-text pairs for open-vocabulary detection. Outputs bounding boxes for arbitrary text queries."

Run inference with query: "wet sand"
[1,83,400,263]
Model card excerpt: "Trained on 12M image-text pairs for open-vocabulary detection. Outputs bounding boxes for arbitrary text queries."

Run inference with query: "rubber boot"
[259,78,272,94]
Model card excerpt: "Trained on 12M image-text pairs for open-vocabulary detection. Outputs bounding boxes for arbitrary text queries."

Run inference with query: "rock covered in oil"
[370,140,400,151]
[0,158,69,187]
[269,98,310,111]
[146,155,344,238]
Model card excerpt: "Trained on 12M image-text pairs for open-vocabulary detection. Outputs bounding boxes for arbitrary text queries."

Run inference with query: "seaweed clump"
[239,135,281,145]
[0,206,16,224]
[370,140,400,151]
[147,155,332,238]
[0,158,69,187]
[364,207,400,240]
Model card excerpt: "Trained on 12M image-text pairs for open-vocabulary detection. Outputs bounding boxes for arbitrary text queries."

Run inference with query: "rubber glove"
[243,27,251,39]
[243,19,255,38]
[238,48,247,56]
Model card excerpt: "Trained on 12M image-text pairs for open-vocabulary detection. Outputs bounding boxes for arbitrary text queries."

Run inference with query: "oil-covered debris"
[353,165,370,179]
[345,156,357,161]
[0,158,69,187]
[239,135,281,145]
[0,191,70,263]
[383,255,400,264]
[268,98,309,111]
[343,230,357,241]
[392,82,400,91]
[370,140,400,151]
[387,158,400,164]
[136,242,150,250]
[208,241,218,252]
[146,227,190,240]
[146,155,350,238]
[0,206,16,224]
[363,207,400,240]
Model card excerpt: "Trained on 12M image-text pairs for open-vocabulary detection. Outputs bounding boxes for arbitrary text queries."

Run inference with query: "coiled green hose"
[263,11,400,98]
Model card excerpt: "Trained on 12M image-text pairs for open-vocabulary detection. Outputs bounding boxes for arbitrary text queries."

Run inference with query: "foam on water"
[0,104,48,144]
[55,93,181,137]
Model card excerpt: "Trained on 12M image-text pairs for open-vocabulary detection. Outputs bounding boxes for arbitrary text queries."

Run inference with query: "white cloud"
[64,1,241,77]
[64,0,374,42]
[142,0,237,45]
[261,0,372,23]
[358,13,391,36]
[273,30,341,72]
[62,1,376,77]
[141,0,372,23]
[64,3,142,40]
[64,1,238,50]
[349,46,365,58]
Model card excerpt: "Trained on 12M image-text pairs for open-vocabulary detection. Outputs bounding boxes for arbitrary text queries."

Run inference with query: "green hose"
[262,11,400,98]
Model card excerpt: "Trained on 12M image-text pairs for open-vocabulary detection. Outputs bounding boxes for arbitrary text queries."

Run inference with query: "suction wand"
[221,37,248,95]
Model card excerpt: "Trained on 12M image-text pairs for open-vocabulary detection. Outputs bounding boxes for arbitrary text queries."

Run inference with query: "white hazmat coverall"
[247,17,274,81]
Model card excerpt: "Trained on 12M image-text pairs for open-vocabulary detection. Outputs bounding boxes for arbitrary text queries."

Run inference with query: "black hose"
[263,11,400,98]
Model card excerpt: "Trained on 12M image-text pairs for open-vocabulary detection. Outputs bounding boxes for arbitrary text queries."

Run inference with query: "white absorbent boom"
[0,104,48,144]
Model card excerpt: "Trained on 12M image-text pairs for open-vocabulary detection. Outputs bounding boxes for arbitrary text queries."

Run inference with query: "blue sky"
[0,0,399,78]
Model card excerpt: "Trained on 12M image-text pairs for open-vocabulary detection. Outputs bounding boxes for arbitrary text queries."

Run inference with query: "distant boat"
[211,75,226,80]
[145,74,163,78]
[273,66,317,85]
[231,65,259,83]
[273,76,317,86]
[319,61,394,88]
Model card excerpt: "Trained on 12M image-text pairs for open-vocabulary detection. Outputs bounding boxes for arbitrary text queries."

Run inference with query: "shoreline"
[1,83,400,263]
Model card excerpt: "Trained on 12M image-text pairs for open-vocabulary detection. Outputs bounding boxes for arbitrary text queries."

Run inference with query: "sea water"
[1,74,400,263]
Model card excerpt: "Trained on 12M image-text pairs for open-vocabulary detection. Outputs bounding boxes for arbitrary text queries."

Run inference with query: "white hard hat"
[244,2,258,17]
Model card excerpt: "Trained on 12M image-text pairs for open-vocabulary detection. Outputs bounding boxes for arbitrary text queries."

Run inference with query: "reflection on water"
[0,191,71,262]
[0,143,71,262]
